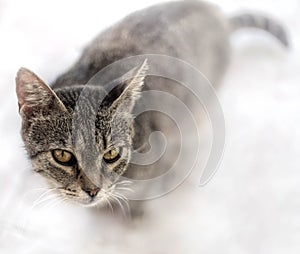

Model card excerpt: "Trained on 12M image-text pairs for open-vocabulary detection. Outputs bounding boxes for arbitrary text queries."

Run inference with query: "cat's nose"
[84,188,100,198]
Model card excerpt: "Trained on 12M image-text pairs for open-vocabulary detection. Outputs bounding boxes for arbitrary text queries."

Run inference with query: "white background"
[0,0,299,253]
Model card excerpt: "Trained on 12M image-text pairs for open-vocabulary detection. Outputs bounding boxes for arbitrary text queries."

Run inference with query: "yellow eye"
[52,149,76,166]
[103,147,121,163]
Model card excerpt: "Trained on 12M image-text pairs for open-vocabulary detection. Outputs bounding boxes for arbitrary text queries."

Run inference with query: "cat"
[16,1,288,216]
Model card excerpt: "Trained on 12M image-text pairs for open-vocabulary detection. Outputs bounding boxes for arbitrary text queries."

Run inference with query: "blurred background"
[0,0,299,253]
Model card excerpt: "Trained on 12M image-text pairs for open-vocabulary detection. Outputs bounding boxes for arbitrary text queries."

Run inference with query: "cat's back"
[53,1,230,88]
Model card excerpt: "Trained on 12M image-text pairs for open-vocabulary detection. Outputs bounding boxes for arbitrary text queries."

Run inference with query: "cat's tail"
[229,13,289,47]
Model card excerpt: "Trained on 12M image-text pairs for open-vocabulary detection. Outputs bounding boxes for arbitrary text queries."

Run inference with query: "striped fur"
[230,13,289,47]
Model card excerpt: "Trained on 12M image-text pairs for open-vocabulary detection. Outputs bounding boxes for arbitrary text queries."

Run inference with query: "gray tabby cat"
[16,1,288,215]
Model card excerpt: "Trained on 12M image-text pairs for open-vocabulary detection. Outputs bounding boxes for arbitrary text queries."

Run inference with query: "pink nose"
[85,188,100,198]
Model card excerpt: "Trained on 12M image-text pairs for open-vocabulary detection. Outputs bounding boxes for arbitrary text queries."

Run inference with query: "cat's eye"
[103,147,121,163]
[52,149,77,166]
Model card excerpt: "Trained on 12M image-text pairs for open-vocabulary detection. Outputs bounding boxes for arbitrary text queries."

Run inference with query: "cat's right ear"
[16,68,68,117]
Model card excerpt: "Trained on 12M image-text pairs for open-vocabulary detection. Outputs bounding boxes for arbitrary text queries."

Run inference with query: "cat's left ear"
[16,68,68,117]
[108,59,149,115]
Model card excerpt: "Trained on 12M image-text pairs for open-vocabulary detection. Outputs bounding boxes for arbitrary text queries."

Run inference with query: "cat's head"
[16,61,148,207]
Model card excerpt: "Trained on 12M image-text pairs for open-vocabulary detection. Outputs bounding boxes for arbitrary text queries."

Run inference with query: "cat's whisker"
[116,180,132,184]
[115,198,130,215]
[46,196,68,209]
[18,187,49,209]
[19,190,62,232]
[104,196,114,214]
[31,187,67,207]
[115,180,133,186]
[109,195,124,216]
[41,192,66,209]
[113,192,129,202]
[32,188,59,206]
[32,193,56,207]
[109,194,129,218]
[112,191,130,211]
[95,186,131,217]
[24,187,48,194]
[114,187,134,193]
[43,198,60,209]
[31,194,59,210]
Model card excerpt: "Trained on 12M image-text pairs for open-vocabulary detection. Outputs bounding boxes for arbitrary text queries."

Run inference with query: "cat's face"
[16,62,148,207]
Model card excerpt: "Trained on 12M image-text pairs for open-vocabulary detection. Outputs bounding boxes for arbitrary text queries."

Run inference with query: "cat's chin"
[77,198,107,208]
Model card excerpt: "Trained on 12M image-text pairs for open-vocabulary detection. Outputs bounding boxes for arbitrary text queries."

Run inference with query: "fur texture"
[16,1,288,215]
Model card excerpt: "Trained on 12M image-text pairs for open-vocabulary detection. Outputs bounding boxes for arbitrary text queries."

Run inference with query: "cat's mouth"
[71,195,106,208]
[56,181,131,209]
[77,189,116,208]
[79,198,102,207]
[80,187,130,210]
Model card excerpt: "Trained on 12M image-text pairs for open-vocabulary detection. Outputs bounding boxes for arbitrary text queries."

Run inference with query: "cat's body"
[53,1,230,89]
[16,1,288,216]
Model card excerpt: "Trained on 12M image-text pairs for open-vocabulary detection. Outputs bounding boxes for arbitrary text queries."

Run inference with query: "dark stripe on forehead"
[102,134,107,149]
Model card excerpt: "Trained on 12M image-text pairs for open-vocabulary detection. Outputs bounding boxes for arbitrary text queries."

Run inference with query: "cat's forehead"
[27,114,72,149]
[25,85,127,152]
[54,85,108,112]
